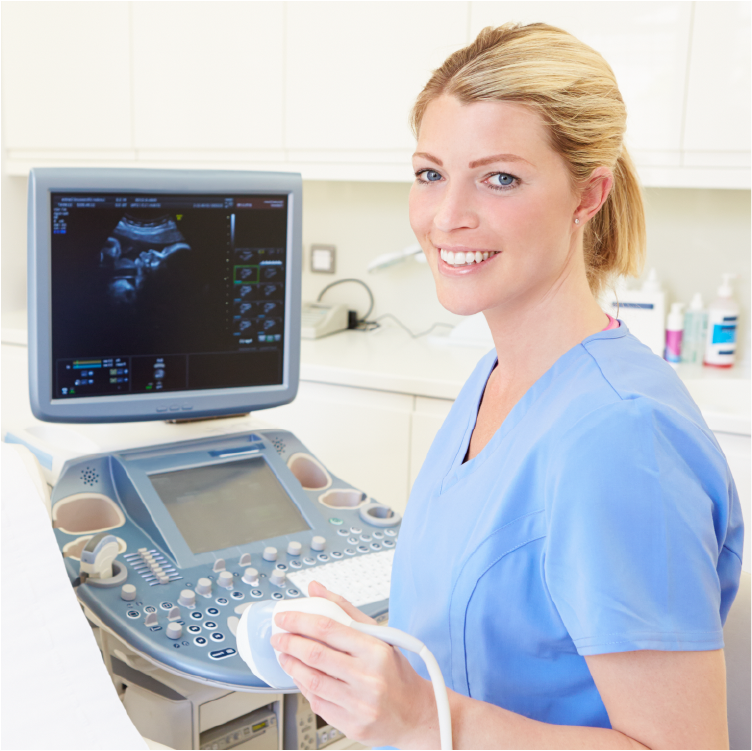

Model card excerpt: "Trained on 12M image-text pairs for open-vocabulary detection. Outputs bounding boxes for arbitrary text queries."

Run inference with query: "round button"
[215,597,229,605]
[287,541,302,556]
[126,610,140,619]
[159,601,174,611]
[385,529,397,537]
[331,551,343,559]
[303,557,315,566]
[178,590,196,608]
[290,560,302,569]
[144,605,157,614]
[310,536,326,552]
[271,570,286,586]
[204,621,218,630]
[190,611,203,620]
[337,528,349,537]
[194,636,207,646]
[287,589,300,598]
[207,607,220,616]
[121,584,137,602]
[357,545,369,553]
[359,534,372,542]
[271,592,284,600]
[188,625,201,634]
[242,567,259,585]
[372,531,384,540]
[166,623,182,640]
[347,537,358,545]
[329,517,344,526]
[210,632,225,641]
[196,578,212,597]
[251,589,263,598]
[349,527,362,535]
[218,571,234,589]
[383,539,395,548]
[275,563,288,571]
[344,548,356,556]
[317,553,329,562]
[263,547,278,562]
[370,542,382,551]
[231,591,244,600]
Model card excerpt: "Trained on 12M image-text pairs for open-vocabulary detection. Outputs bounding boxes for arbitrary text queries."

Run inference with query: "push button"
[210,632,225,642]
[190,611,203,620]
[209,647,236,660]
[126,610,140,619]
[207,607,220,616]
[188,625,201,634]
[204,621,218,630]
[194,636,208,646]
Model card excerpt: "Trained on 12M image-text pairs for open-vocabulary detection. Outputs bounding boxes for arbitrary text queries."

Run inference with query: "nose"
[433,181,479,234]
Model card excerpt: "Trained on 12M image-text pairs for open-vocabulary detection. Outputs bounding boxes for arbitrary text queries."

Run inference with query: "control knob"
[239,553,252,567]
[196,578,212,597]
[120,584,137,601]
[218,571,234,589]
[178,590,196,608]
[262,547,278,562]
[270,570,287,587]
[311,536,326,552]
[287,541,302,556]
[166,622,182,640]
[242,567,259,586]
[212,559,226,573]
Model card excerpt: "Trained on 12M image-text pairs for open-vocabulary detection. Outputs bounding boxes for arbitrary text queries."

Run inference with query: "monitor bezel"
[28,167,301,423]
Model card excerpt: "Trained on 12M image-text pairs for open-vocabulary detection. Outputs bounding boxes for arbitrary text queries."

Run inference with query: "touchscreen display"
[150,457,309,555]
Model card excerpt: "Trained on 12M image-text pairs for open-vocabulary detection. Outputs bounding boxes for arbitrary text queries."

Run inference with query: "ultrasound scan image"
[99,215,192,305]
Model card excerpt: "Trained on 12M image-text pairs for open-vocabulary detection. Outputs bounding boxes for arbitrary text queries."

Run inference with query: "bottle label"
[712,323,737,345]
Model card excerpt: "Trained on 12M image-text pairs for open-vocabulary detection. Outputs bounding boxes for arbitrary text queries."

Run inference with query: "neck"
[483,267,608,390]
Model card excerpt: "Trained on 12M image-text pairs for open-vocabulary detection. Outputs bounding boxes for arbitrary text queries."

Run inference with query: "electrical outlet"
[310,244,336,274]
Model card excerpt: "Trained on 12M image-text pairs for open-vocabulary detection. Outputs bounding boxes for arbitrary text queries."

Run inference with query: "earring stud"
[574,218,580,224]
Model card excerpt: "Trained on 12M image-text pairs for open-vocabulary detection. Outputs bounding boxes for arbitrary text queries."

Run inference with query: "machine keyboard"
[287,549,395,606]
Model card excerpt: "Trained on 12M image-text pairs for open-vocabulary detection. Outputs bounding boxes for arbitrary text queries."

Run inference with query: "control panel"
[50,430,401,690]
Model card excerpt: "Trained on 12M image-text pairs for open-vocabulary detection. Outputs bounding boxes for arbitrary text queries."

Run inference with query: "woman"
[271,24,743,749]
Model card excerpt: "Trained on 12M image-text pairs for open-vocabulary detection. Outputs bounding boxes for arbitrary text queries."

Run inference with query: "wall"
[2,173,750,361]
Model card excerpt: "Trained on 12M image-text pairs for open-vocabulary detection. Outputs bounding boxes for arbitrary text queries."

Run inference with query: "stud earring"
[574,218,580,224]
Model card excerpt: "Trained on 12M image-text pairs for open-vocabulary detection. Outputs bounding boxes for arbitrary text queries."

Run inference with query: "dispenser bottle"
[682,293,708,364]
[704,274,739,368]
[664,302,685,366]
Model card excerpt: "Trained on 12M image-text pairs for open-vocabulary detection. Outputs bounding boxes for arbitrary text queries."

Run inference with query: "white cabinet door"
[285,2,469,152]
[131,2,285,151]
[1,1,132,150]
[259,381,414,515]
[469,2,692,159]
[410,396,454,492]
[683,1,751,166]
[715,432,751,574]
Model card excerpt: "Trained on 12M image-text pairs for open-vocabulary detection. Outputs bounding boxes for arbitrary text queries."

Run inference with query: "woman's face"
[409,95,583,317]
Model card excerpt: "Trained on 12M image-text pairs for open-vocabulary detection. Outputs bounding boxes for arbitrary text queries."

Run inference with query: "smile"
[439,248,500,267]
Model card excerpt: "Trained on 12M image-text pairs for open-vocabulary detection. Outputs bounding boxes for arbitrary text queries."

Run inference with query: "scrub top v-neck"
[387,323,743,729]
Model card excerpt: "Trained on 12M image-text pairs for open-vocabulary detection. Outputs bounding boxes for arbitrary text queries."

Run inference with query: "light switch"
[311,244,336,273]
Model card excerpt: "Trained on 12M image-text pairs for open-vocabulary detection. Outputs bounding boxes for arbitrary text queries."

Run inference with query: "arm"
[272,584,729,749]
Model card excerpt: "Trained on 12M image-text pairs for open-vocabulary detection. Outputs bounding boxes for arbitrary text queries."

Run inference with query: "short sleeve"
[544,398,742,656]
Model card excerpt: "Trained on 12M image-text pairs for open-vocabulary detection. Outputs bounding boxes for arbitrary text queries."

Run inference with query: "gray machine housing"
[27,167,302,423]
[51,429,400,691]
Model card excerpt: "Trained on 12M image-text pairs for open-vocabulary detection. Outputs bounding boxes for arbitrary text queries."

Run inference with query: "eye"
[415,169,443,183]
[486,173,518,190]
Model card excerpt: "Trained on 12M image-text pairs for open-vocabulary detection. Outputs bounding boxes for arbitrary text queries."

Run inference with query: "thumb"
[307,580,376,625]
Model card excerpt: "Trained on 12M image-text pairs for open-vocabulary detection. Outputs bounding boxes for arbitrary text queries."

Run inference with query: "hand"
[270,581,440,749]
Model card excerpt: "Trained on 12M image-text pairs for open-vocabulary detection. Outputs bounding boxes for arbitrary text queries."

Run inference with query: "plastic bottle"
[704,274,739,368]
[664,302,685,366]
[681,293,708,364]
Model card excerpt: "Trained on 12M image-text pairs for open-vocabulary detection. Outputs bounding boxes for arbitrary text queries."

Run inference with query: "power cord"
[316,278,374,322]
[372,313,453,339]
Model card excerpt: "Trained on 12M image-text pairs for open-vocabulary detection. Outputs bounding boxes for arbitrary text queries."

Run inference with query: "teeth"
[440,249,498,267]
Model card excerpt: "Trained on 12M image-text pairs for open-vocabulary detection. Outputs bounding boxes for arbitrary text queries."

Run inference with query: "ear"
[575,166,613,224]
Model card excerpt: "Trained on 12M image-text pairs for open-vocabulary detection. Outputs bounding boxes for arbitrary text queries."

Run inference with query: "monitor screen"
[28,169,301,422]
[150,457,310,555]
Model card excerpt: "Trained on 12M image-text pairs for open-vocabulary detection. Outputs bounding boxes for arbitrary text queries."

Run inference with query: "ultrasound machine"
[6,168,401,749]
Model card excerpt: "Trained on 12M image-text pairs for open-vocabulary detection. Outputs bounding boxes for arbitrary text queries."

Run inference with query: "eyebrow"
[412,152,532,169]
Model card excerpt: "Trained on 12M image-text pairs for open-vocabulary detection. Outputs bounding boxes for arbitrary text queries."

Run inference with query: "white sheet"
[1,444,149,750]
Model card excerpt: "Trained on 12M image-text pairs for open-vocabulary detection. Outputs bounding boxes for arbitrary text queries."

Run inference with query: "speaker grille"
[80,466,100,486]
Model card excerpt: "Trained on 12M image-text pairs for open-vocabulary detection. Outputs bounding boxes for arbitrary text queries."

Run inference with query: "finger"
[277,652,355,712]
[307,580,376,625]
[274,610,386,659]
[272,630,357,683]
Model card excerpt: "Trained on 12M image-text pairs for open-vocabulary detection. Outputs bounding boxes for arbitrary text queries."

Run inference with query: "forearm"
[402,683,648,750]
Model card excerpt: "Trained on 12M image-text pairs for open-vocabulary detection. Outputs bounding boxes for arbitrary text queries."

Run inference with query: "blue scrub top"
[388,323,743,729]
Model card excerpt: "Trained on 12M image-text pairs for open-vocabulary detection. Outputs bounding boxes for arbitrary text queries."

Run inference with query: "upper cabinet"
[2,1,749,188]
[1,1,133,152]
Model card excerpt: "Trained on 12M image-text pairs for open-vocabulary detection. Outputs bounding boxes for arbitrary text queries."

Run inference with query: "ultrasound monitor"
[27,168,302,423]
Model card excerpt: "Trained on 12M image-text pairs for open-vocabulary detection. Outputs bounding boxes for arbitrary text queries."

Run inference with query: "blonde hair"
[411,23,646,297]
